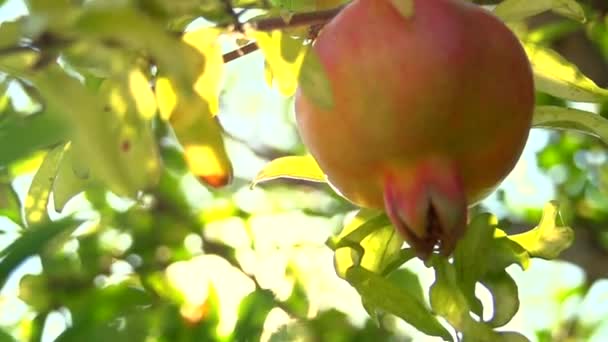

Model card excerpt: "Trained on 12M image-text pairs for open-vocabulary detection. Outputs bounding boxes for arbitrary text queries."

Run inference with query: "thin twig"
[222,41,260,63]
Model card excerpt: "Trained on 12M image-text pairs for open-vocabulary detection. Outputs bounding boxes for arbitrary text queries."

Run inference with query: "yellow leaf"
[508,201,574,259]
[251,155,326,188]
[128,69,157,120]
[183,28,224,116]
[155,77,178,121]
[248,30,308,96]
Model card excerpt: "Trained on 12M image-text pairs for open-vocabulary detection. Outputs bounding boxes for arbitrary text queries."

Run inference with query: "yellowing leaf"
[525,42,608,102]
[128,69,157,120]
[532,105,608,143]
[494,0,585,22]
[249,30,333,109]
[508,201,573,259]
[155,77,178,121]
[156,77,233,188]
[249,30,306,96]
[183,144,232,188]
[183,28,224,116]
[251,155,326,188]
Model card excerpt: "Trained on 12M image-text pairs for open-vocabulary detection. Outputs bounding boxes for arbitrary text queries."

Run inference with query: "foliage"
[0,0,606,341]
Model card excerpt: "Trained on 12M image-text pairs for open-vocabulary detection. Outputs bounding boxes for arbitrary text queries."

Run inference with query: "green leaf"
[18,274,51,312]
[0,217,79,291]
[52,142,91,212]
[331,209,387,278]
[488,231,531,271]
[0,111,68,167]
[0,19,23,50]
[346,266,452,341]
[453,214,498,316]
[0,328,16,342]
[72,7,201,90]
[430,258,472,330]
[25,0,72,12]
[481,271,519,328]
[57,285,153,342]
[429,258,529,342]
[24,143,67,226]
[524,42,608,102]
[252,155,326,188]
[0,170,22,225]
[508,201,574,260]
[28,65,160,197]
[386,268,426,307]
[233,289,276,342]
[283,279,309,319]
[532,105,608,143]
[494,0,585,22]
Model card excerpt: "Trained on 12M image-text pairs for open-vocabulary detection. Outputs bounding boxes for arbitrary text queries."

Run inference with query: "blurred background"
[1,0,608,341]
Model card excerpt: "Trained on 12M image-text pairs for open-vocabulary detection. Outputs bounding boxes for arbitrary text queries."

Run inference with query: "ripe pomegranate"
[295,0,534,259]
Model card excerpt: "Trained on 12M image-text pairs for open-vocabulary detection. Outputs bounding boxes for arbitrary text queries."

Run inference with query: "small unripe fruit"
[295,0,534,259]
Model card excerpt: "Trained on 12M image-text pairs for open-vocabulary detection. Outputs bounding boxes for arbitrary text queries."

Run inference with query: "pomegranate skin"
[295,0,534,256]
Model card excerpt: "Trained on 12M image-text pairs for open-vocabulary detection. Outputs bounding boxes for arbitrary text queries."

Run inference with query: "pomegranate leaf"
[533,105,608,143]
[0,217,80,291]
[25,143,67,226]
[453,214,498,316]
[481,271,520,328]
[508,201,574,260]
[494,0,585,23]
[430,258,529,342]
[156,76,233,188]
[525,42,608,102]
[28,66,160,197]
[252,155,326,187]
[72,8,202,91]
[330,209,403,278]
[0,171,21,226]
[346,266,453,341]
[249,30,333,109]
[52,143,91,213]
